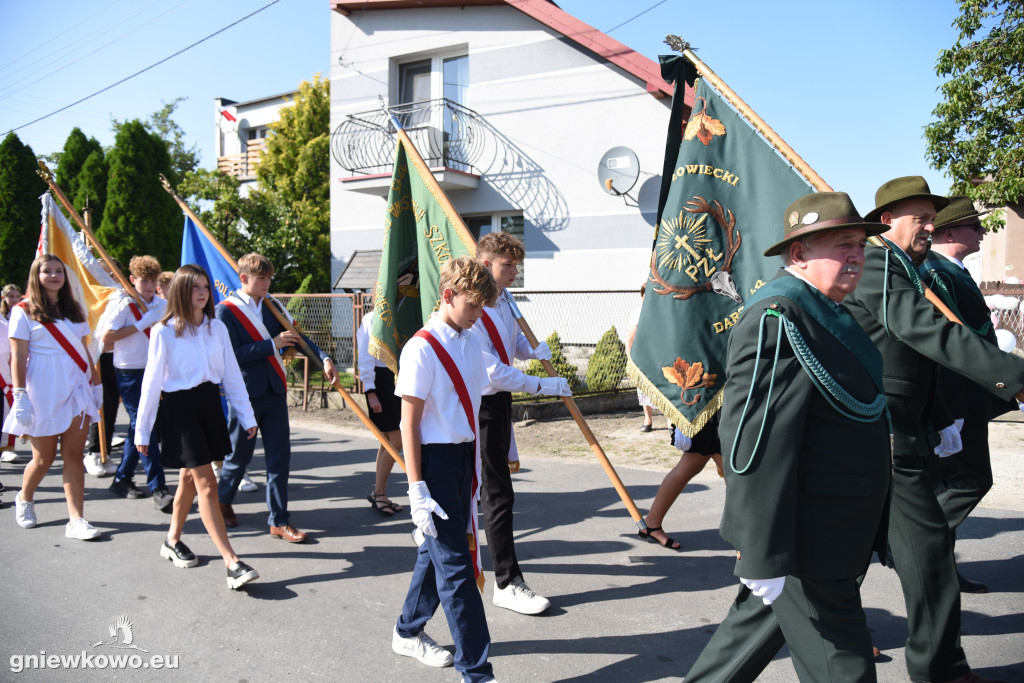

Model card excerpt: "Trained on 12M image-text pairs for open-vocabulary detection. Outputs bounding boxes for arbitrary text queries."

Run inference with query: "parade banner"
[180,214,240,305]
[627,55,813,436]
[38,192,119,336]
[369,130,476,372]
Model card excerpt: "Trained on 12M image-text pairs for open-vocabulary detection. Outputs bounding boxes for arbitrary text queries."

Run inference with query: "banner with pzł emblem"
[369,131,475,372]
[628,55,813,436]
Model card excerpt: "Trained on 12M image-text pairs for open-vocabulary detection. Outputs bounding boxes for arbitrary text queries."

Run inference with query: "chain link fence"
[981,283,1024,343]
[271,290,642,399]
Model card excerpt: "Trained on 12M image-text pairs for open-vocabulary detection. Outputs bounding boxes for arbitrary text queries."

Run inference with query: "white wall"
[329,5,671,291]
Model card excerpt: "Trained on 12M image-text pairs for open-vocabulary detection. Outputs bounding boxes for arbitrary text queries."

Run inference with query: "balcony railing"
[217,139,266,179]
[331,98,487,176]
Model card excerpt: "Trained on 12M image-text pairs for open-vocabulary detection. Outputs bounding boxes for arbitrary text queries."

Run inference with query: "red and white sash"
[480,308,521,471]
[221,296,288,388]
[414,328,485,591]
[16,301,90,375]
[127,302,151,339]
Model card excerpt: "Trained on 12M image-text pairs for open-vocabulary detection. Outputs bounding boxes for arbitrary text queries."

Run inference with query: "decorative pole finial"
[664,35,693,53]
[159,173,173,195]
[36,160,53,182]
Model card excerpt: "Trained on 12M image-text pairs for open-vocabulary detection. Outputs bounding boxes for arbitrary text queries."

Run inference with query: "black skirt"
[365,367,401,432]
[157,381,234,469]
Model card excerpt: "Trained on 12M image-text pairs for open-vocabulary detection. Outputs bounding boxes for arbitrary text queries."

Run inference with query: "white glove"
[934,422,963,458]
[93,384,104,412]
[532,341,551,361]
[672,427,692,452]
[408,480,448,539]
[741,576,786,605]
[536,377,572,397]
[12,388,31,426]
[134,307,163,333]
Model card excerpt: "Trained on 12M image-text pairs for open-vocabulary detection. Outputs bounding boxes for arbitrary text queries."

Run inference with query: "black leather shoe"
[957,572,989,594]
[109,478,147,499]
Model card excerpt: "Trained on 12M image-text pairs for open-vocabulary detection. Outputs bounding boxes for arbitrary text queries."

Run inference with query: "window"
[466,213,526,288]
[395,51,469,169]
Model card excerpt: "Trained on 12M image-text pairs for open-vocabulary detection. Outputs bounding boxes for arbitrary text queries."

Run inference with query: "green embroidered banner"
[628,55,813,436]
[369,131,475,372]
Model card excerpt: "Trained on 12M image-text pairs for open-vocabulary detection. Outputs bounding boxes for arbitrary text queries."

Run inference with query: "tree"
[98,120,181,268]
[113,97,199,181]
[925,1,1024,226]
[0,133,46,284]
[254,74,331,292]
[55,127,104,213]
[74,149,109,229]
[526,331,581,391]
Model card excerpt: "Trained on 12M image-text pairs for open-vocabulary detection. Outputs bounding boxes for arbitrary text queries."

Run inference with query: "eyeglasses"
[959,221,985,234]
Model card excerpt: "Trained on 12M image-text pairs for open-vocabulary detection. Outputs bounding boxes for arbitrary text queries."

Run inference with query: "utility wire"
[604,0,670,35]
[4,0,282,135]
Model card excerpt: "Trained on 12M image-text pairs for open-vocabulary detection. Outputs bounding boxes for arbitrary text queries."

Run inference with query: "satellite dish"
[598,146,640,196]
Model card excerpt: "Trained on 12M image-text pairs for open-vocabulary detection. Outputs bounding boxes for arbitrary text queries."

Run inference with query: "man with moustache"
[685,192,892,682]
[920,196,1012,594]
[844,177,1024,683]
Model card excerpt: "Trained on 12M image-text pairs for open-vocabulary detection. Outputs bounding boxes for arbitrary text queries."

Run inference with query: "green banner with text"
[628,55,813,436]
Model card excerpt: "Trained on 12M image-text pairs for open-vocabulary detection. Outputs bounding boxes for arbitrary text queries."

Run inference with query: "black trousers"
[931,417,992,537]
[87,352,120,455]
[479,392,521,589]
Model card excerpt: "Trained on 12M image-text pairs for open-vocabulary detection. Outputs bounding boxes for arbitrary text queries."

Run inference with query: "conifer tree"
[0,133,46,284]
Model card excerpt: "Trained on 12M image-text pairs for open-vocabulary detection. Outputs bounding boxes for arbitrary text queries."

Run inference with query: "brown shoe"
[270,524,308,543]
[913,672,1008,683]
[219,502,239,528]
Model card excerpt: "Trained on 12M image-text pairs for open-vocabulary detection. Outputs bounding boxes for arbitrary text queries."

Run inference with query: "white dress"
[2,306,98,437]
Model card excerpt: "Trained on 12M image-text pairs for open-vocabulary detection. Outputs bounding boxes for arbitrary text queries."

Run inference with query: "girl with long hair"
[1,283,23,320]
[6,255,102,539]
[135,264,260,589]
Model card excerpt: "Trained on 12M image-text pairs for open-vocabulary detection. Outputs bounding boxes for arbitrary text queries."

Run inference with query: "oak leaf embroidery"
[683,96,726,146]
[663,357,717,405]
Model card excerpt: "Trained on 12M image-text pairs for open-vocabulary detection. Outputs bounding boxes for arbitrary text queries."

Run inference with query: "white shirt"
[932,250,967,270]
[468,302,542,396]
[395,313,486,444]
[96,294,168,369]
[135,317,256,446]
[356,311,387,390]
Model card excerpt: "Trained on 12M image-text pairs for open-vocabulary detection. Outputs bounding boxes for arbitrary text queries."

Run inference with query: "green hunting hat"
[765,192,886,257]
[934,195,988,231]
[864,176,950,222]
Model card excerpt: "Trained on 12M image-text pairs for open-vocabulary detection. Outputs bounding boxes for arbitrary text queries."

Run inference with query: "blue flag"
[180,214,240,305]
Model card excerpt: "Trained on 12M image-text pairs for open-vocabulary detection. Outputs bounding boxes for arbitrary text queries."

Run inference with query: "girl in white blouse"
[6,254,102,539]
[136,264,260,589]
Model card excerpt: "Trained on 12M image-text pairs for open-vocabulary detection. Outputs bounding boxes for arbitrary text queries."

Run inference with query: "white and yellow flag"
[37,192,120,345]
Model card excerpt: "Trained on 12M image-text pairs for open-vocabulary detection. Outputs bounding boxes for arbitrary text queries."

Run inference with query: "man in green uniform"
[685,192,892,682]
[920,196,1013,594]
[845,176,1023,683]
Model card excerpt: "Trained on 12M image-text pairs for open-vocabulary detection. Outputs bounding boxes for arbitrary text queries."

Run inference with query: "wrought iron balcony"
[331,98,487,177]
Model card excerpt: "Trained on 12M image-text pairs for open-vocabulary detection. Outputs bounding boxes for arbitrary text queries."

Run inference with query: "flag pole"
[158,174,406,472]
[36,162,148,313]
[665,35,832,193]
[383,103,646,528]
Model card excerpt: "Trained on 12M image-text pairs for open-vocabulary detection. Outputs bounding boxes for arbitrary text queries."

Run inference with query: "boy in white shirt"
[98,256,171,510]
[470,232,570,615]
[391,256,497,682]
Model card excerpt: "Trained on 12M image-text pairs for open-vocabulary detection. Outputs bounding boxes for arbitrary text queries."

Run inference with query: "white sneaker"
[239,472,258,493]
[391,626,453,668]
[493,576,551,615]
[65,518,101,540]
[84,453,109,477]
[15,491,36,528]
[0,448,20,463]
[103,458,118,475]
[111,435,125,448]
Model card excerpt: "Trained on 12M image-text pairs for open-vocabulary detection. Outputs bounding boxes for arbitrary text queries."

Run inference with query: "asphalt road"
[0,413,1021,682]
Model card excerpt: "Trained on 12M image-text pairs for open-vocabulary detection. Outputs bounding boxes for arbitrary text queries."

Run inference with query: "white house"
[214,91,298,190]
[328,0,691,297]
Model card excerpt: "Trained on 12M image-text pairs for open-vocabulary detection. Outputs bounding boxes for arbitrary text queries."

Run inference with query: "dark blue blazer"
[215,298,328,399]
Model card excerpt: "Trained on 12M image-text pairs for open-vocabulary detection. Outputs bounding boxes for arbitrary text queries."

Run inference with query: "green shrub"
[585,326,626,392]
[525,331,580,391]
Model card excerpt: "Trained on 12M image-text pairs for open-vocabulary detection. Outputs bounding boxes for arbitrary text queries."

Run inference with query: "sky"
[0,0,963,212]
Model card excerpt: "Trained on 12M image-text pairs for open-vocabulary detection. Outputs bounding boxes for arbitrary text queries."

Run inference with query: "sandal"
[638,525,681,551]
[367,491,403,516]
[639,424,653,433]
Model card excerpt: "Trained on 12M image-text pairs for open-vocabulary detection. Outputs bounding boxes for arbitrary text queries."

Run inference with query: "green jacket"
[719,271,890,580]
[919,251,1013,422]
[846,244,1024,457]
